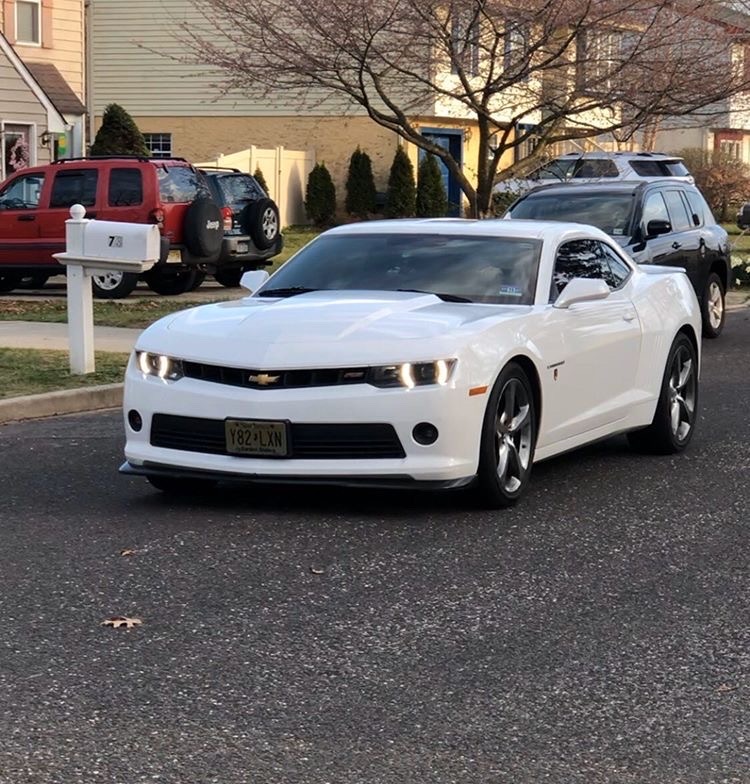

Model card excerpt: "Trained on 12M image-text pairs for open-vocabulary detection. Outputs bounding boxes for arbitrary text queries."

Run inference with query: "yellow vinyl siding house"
[0,0,86,180]
[87,0,522,216]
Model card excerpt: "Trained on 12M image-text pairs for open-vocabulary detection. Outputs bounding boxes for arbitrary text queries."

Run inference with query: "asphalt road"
[1,314,748,784]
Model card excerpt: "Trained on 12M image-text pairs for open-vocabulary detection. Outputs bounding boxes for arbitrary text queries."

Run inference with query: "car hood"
[137,291,528,367]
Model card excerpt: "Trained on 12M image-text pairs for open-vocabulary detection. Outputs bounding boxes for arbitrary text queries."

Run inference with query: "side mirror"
[553,277,611,309]
[645,219,671,238]
[241,269,270,293]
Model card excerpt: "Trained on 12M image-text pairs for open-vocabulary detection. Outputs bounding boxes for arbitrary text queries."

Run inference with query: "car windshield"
[217,174,265,206]
[257,233,542,305]
[509,192,635,238]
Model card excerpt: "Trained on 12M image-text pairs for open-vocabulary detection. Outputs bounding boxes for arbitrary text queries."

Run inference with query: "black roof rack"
[52,155,190,164]
[197,166,242,173]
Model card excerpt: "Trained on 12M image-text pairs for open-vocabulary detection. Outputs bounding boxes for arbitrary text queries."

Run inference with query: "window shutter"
[3,0,16,42]
[41,0,53,48]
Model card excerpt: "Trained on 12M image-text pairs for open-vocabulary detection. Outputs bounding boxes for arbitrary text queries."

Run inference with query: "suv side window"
[684,189,711,227]
[50,169,98,208]
[572,159,618,178]
[663,190,692,232]
[551,239,628,300]
[108,168,143,206]
[641,192,670,231]
[157,166,205,203]
[0,173,45,209]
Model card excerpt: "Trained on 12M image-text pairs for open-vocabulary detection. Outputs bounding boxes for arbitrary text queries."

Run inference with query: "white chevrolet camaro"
[120,219,701,507]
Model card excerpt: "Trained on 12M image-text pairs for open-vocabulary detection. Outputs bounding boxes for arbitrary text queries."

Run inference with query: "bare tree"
[182,0,750,216]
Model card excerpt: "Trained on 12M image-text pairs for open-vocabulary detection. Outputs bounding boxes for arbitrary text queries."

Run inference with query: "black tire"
[91,270,139,299]
[0,272,21,293]
[183,197,223,258]
[188,271,206,291]
[627,332,698,455]
[701,272,725,339]
[240,198,280,250]
[147,475,218,495]
[476,362,537,508]
[20,272,50,289]
[214,267,244,288]
[144,267,199,296]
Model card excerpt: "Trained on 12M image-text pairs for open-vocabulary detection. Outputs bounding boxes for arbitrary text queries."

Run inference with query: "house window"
[143,133,173,159]
[504,20,530,79]
[16,0,42,45]
[2,124,34,180]
[719,140,742,160]
[577,28,622,93]
[451,12,480,77]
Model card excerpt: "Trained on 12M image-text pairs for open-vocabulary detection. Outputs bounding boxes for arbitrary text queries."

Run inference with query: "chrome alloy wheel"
[92,271,124,291]
[668,345,696,442]
[707,280,724,331]
[494,378,533,493]
[261,207,278,241]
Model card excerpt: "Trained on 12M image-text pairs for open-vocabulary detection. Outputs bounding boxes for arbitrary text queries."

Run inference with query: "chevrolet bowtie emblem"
[248,373,281,386]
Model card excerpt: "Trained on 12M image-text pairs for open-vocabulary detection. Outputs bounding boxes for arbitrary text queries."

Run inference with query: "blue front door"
[420,130,463,216]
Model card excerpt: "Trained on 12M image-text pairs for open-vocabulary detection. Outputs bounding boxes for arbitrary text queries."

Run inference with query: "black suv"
[506,180,731,338]
[200,168,283,287]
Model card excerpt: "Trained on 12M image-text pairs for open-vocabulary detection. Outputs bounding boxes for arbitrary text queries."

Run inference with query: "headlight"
[136,351,183,381]
[368,359,456,388]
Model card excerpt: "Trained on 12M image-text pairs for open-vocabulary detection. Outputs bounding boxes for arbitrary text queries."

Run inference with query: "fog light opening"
[413,422,439,446]
[128,409,143,432]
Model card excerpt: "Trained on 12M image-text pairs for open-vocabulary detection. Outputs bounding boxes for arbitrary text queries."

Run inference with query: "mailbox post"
[53,204,160,374]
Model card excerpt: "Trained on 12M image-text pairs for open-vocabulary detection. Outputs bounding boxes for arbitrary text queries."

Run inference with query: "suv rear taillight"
[149,208,165,226]
[221,206,233,231]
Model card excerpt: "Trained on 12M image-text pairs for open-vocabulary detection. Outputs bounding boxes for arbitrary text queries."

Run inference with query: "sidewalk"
[0,321,140,424]
[0,321,141,353]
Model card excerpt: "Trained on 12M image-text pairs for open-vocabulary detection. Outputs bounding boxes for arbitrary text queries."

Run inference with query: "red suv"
[0,156,226,298]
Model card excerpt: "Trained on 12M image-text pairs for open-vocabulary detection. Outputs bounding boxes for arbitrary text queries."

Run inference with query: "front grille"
[150,414,406,460]
[183,361,370,390]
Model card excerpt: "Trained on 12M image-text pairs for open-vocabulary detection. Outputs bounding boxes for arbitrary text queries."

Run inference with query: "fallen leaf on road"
[310,567,325,575]
[101,616,142,629]
[120,549,137,557]
[716,683,739,693]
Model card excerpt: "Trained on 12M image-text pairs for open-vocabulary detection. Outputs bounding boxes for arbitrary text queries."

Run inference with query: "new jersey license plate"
[225,419,288,457]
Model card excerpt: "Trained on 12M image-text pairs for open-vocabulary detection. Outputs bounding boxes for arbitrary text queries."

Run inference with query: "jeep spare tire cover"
[240,198,280,250]
[183,197,223,257]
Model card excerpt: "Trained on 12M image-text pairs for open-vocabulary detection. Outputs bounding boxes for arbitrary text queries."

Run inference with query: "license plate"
[225,419,288,457]
[237,242,249,254]
[166,249,182,264]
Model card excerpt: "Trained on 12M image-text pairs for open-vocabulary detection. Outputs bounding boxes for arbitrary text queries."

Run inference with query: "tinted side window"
[108,168,143,206]
[599,244,632,288]
[684,189,712,226]
[630,160,664,177]
[641,192,670,229]
[534,159,577,180]
[0,173,45,209]
[664,160,690,177]
[50,170,98,208]
[663,190,692,232]
[573,159,618,178]
[157,166,205,203]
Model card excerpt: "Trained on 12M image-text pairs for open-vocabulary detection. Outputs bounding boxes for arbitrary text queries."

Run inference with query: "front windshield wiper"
[396,288,473,303]
[257,286,320,298]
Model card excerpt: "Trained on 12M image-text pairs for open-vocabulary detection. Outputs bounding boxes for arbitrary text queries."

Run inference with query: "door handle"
[671,241,681,249]
[17,214,35,222]
[623,309,636,322]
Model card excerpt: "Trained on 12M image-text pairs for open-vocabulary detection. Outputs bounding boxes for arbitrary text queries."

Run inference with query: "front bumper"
[122,360,488,485]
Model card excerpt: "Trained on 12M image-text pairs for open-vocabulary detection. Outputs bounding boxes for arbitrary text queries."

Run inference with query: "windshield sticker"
[499,285,524,297]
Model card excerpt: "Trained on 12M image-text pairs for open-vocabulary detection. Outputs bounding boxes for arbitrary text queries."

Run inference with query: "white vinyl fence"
[196,146,315,227]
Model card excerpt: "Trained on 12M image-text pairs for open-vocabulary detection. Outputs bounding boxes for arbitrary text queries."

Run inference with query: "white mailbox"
[53,204,163,375]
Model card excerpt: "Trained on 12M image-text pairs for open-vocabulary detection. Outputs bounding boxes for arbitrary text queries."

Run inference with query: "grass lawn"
[0,348,129,398]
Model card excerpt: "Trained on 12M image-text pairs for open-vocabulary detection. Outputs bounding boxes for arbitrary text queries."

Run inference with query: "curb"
[0,383,123,425]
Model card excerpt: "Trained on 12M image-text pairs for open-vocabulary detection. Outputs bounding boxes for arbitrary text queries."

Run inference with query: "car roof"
[555,151,683,160]
[518,179,695,197]
[323,218,614,243]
